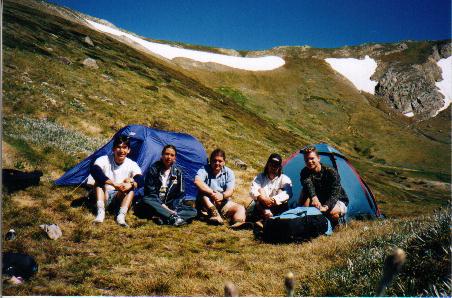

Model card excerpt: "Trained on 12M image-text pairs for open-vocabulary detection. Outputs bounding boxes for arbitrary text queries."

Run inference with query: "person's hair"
[210,148,226,161]
[162,144,177,156]
[113,135,130,149]
[264,153,282,177]
[302,146,318,157]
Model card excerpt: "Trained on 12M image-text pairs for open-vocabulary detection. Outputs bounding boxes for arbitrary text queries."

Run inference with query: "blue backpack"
[262,207,333,243]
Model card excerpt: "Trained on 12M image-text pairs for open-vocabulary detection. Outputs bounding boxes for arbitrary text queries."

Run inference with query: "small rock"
[101,74,114,82]
[84,36,94,46]
[46,47,53,52]
[57,56,72,65]
[39,224,62,240]
[82,58,99,69]
[119,100,127,106]
[233,159,247,170]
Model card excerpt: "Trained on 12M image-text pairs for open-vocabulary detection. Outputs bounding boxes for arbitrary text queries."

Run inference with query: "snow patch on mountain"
[324,55,378,94]
[434,56,452,115]
[86,20,285,71]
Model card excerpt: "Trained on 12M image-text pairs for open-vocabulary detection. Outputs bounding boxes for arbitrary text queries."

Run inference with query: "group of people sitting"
[89,135,349,228]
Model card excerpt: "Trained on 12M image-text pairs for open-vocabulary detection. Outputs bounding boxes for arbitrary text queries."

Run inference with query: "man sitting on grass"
[89,135,143,227]
[194,148,248,229]
[299,146,349,225]
[140,145,197,227]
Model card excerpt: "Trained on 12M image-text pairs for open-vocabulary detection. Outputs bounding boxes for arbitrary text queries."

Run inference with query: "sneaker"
[116,213,129,227]
[208,206,224,225]
[169,215,187,227]
[94,209,105,223]
[229,221,253,230]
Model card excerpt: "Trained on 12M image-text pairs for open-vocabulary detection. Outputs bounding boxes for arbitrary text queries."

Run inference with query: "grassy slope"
[2,0,450,295]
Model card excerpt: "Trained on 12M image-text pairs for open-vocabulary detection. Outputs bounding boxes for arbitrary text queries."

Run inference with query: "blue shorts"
[106,190,118,207]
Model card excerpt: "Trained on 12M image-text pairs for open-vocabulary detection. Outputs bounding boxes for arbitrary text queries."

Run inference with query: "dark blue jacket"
[143,160,185,209]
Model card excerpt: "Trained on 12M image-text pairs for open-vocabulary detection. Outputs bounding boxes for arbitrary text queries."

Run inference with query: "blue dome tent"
[282,143,381,220]
[55,125,207,199]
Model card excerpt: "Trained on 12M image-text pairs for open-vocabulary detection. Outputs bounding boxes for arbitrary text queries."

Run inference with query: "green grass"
[2,0,450,295]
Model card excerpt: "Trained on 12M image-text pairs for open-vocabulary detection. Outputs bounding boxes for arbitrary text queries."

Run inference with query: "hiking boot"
[208,206,224,225]
[152,216,165,225]
[93,209,105,223]
[116,213,129,227]
[229,221,253,230]
[169,215,187,227]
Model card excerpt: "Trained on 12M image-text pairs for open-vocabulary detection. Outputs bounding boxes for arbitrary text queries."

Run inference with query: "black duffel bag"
[262,209,329,243]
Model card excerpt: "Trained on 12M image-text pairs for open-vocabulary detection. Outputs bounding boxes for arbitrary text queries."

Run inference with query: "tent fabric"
[55,125,207,199]
[283,143,381,220]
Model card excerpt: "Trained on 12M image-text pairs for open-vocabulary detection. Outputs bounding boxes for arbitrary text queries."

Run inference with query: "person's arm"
[90,164,109,186]
[249,175,263,201]
[174,167,186,202]
[222,168,235,199]
[272,176,293,205]
[194,175,215,197]
[142,165,161,201]
[300,170,321,208]
[323,168,342,212]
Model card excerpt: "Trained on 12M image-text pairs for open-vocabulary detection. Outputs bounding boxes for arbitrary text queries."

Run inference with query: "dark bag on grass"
[262,207,332,243]
[2,252,38,279]
[2,169,43,192]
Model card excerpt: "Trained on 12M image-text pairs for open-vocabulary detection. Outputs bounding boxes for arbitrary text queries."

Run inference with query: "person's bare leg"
[201,195,215,209]
[299,195,311,207]
[329,205,341,225]
[226,202,246,223]
[94,186,107,223]
[116,192,133,227]
[202,195,223,225]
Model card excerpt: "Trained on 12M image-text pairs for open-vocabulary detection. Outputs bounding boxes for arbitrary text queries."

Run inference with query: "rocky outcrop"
[375,63,445,119]
[375,42,451,119]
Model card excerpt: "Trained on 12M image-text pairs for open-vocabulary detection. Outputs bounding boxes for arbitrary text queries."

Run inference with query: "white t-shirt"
[87,154,142,190]
[249,173,292,205]
[159,168,171,200]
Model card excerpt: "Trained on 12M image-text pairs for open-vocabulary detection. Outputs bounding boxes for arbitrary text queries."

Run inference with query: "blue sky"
[49,0,451,50]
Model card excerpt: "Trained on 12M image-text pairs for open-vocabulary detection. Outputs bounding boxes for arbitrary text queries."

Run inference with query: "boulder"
[57,56,72,65]
[82,58,98,69]
[83,36,94,46]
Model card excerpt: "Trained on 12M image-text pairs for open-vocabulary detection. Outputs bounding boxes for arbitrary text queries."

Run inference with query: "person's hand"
[212,191,224,204]
[319,205,328,212]
[311,196,321,209]
[263,209,273,219]
[116,182,132,193]
[259,196,274,208]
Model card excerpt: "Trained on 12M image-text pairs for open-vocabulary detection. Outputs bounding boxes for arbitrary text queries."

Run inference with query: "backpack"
[262,207,332,243]
[2,252,38,279]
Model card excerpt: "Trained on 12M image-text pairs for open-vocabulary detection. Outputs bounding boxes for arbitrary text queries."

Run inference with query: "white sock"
[119,207,128,215]
[97,200,105,209]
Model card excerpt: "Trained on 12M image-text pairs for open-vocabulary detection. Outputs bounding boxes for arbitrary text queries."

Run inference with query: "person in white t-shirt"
[248,153,293,229]
[89,135,143,227]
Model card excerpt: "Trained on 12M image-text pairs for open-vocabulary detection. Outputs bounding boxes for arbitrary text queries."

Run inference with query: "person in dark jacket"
[141,145,197,226]
[299,146,349,224]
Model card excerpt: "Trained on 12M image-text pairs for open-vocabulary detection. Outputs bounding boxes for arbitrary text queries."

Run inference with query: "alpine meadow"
[2,0,451,296]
